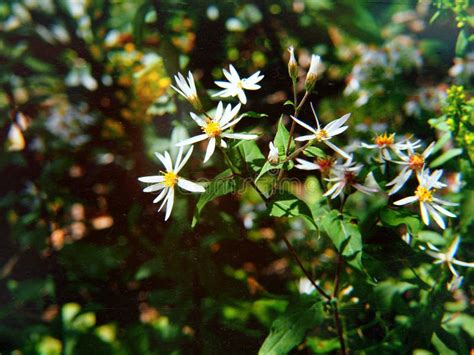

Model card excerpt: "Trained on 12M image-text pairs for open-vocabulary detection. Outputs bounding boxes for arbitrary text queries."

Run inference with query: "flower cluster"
[139,64,263,220]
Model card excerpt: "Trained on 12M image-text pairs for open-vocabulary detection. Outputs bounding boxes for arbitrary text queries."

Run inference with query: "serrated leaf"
[192,169,240,227]
[259,296,324,355]
[320,210,363,271]
[430,148,463,168]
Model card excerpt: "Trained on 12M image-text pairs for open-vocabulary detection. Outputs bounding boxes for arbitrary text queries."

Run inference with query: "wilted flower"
[394,169,457,229]
[171,71,202,111]
[213,65,264,104]
[176,102,258,163]
[291,103,351,159]
[324,157,378,199]
[138,146,205,221]
[267,141,279,164]
[386,141,435,195]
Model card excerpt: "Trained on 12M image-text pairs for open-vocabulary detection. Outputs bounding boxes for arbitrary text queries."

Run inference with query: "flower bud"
[288,46,298,81]
[304,54,321,92]
[267,141,279,164]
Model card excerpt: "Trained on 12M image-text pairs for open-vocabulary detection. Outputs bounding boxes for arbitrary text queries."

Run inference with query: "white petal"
[291,115,316,133]
[214,81,234,89]
[157,188,170,212]
[176,134,208,146]
[420,202,430,226]
[237,89,247,104]
[295,134,316,142]
[447,237,460,259]
[325,113,351,132]
[432,197,458,206]
[427,204,445,229]
[143,183,166,193]
[327,125,348,137]
[324,182,342,198]
[190,112,205,126]
[212,88,234,98]
[164,188,175,221]
[310,103,321,130]
[175,146,194,173]
[204,137,216,163]
[214,101,224,122]
[245,71,263,84]
[220,139,228,148]
[422,141,435,158]
[153,187,169,203]
[221,132,258,140]
[431,203,457,218]
[178,178,205,192]
[295,158,319,170]
[387,169,412,195]
[353,183,378,194]
[324,140,350,159]
[138,175,165,183]
[394,195,418,206]
[452,259,474,268]
[154,152,172,171]
[228,65,240,81]
[447,263,459,277]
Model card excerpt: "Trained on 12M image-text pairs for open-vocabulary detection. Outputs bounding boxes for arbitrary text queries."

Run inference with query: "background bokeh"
[1,0,473,354]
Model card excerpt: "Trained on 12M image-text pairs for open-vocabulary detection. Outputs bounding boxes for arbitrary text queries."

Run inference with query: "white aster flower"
[394,169,457,229]
[323,156,378,199]
[386,141,435,195]
[138,146,205,221]
[267,141,279,164]
[361,133,420,161]
[424,237,474,278]
[171,71,202,110]
[176,102,258,163]
[213,64,264,104]
[291,103,351,159]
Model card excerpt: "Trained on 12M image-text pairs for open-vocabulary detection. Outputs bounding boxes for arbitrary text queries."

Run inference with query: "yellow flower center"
[415,186,433,202]
[315,129,328,141]
[374,133,395,147]
[163,171,178,188]
[203,121,222,137]
[409,154,424,171]
[236,80,244,89]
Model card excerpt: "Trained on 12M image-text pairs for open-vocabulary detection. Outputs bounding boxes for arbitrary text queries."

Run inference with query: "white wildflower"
[138,146,205,221]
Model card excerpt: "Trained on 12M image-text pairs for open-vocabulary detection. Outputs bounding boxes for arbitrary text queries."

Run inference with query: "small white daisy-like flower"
[267,141,279,164]
[213,65,264,104]
[323,157,378,199]
[170,71,202,110]
[386,141,435,195]
[291,103,351,159]
[176,102,258,163]
[361,133,420,161]
[138,146,205,221]
[394,169,457,229]
[295,156,334,176]
[424,237,474,278]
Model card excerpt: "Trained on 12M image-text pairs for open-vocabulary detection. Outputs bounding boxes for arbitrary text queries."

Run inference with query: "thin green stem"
[333,253,346,354]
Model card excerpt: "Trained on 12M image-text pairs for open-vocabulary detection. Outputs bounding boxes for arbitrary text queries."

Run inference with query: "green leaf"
[274,117,294,154]
[255,118,294,182]
[236,140,265,173]
[320,210,363,271]
[430,148,463,168]
[429,10,440,25]
[380,207,423,233]
[455,30,468,56]
[431,132,451,155]
[269,190,310,217]
[259,296,324,355]
[283,100,295,107]
[192,169,240,227]
[302,146,326,158]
